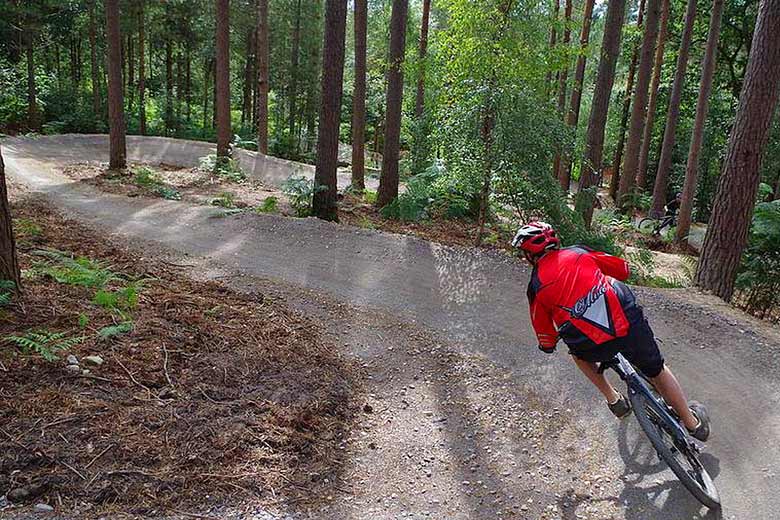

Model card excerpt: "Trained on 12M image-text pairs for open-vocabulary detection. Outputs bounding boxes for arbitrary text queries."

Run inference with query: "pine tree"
[105,0,126,169]
[215,0,231,161]
[351,0,368,192]
[696,0,780,300]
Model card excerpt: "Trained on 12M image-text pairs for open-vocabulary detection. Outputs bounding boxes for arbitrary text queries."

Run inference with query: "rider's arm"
[530,298,557,352]
[590,251,630,281]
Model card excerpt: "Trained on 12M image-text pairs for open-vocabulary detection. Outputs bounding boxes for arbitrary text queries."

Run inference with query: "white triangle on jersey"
[581,291,612,332]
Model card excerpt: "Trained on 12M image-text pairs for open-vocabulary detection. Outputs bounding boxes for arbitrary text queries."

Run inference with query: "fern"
[98,322,133,339]
[211,191,236,209]
[0,280,14,306]
[93,282,141,311]
[33,250,119,288]
[5,329,85,361]
[255,196,279,214]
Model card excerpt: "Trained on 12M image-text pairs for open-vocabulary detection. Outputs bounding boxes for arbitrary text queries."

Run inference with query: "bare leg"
[572,356,622,403]
[649,366,698,430]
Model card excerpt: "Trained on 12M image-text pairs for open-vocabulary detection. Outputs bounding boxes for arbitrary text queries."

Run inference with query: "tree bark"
[106,0,126,169]
[127,33,134,109]
[256,0,269,154]
[546,0,560,93]
[696,0,780,300]
[185,43,191,123]
[351,0,368,191]
[241,29,254,127]
[313,0,348,221]
[676,0,724,243]
[26,35,40,132]
[649,0,697,216]
[89,0,101,117]
[0,146,21,290]
[636,0,670,189]
[552,0,573,181]
[558,0,595,190]
[165,39,173,135]
[376,0,410,208]
[609,0,645,201]
[138,0,147,136]
[576,0,627,226]
[289,0,303,146]
[415,0,432,118]
[616,0,661,206]
[215,0,231,160]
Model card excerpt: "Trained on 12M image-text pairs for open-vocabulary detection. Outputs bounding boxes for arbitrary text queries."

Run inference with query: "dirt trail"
[4,135,780,520]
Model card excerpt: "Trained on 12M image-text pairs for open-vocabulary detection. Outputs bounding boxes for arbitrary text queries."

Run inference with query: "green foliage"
[33,250,119,288]
[211,191,237,209]
[281,176,325,217]
[619,188,653,214]
[77,313,89,329]
[132,166,182,200]
[363,190,378,205]
[4,329,85,362]
[381,162,472,222]
[736,200,780,320]
[93,282,141,312]
[0,280,15,307]
[255,196,279,214]
[199,154,246,182]
[14,218,43,238]
[98,322,133,339]
[625,248,687,289]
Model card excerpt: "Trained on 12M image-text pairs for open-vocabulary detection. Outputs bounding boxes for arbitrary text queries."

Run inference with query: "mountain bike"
[637,213,676,236]
[599,353,721,509]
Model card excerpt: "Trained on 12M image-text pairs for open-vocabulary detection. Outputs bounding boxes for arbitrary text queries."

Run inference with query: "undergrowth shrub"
[199,154,246,182]
[380,162,473,222]
[0,280,15,306]
[132,167,181,200]
[282,176,325,217]
[33,250,119,288]
[255,196,279,214]
[736,200,780,320]
[211,192,237,209]
[4,329,85,362]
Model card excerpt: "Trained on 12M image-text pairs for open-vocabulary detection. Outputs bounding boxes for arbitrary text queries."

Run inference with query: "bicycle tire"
[637,217,659,235]
[627,388,721,509]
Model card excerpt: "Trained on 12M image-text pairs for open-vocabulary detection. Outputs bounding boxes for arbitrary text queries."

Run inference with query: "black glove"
[538,344,556,354]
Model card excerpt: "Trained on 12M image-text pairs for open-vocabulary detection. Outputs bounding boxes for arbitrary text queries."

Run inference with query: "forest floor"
[0,197,360,519]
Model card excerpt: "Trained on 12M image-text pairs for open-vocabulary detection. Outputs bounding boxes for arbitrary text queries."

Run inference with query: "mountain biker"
[666,192,682,220]
[513,221,711,441]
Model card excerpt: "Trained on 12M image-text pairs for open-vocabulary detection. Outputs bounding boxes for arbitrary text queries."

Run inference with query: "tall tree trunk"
[256,0,269,154]
[576,0,627,226]
[610,0,645,200]
[55,44,63,92]
[185,43,192,123]
[203,57,211,133]
[649,0,697,216]
[89,0,101,117]
[165,39,173,135]
[636,0,670,189]
[553,0,573,181]
[376,0,409,208]
[415,0,432,118]
[138,0,147,136]
[545,0,560,93]
[0,146,21,291]
[351,0,368,191]
[127,33,134,110]
[25,35,40,132]
[559,0,595,190]
[106,0,126,169]
[215,0,231,160]
[616,0,662,206]
[241,30,254,127]
[289,0,303,146]
[676,0,724,243]
[696,0,780,300]
[313,0,349,221]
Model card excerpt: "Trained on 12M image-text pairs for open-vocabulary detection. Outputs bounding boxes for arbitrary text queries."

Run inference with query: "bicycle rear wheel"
[637,217,658,235]
[628,388,721,509]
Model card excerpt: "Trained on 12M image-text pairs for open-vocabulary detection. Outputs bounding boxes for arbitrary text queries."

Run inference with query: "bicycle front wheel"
[637,217,658,235]
[628,388,721,509]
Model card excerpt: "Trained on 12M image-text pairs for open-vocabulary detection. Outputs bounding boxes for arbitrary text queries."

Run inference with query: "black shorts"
[568,312,665,378]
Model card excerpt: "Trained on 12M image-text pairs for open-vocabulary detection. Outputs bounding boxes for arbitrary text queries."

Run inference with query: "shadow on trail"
[612,417,722,520]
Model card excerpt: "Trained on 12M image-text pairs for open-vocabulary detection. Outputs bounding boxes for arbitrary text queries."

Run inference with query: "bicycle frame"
[606,353,691,445]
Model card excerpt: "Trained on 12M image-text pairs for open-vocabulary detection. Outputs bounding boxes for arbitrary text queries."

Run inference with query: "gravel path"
[4,135,780,520]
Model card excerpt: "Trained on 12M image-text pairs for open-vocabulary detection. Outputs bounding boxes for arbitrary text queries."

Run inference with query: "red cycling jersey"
[527,246,633,350]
